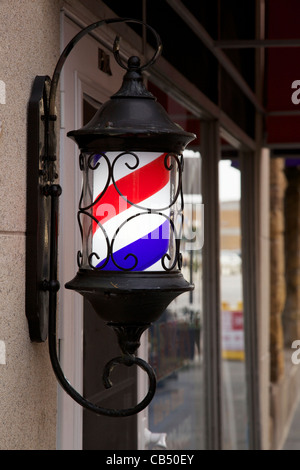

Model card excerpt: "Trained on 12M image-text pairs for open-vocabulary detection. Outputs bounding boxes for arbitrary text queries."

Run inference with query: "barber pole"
[88,151,176,271]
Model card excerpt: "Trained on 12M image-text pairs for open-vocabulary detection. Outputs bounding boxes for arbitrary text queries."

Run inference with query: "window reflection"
[219,158,248,450]
[148,150,204,450]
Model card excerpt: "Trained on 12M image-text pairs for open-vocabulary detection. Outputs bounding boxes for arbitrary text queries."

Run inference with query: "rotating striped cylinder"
[89,151,175,271]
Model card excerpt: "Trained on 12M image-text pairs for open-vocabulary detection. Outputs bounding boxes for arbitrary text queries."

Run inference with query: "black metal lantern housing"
[26,18,195,417]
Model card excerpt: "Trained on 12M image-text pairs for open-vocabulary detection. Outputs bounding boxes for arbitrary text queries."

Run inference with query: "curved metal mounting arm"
[48,17,162,116]
[43,182,156,416]
[41,17,160,417]
[44,182,156,417]
[48,286,156,417]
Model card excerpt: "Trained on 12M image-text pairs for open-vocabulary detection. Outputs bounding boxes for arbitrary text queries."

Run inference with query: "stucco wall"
[0,0,62,450]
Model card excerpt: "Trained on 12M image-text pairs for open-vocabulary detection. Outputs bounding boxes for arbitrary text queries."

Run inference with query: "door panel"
[83,300,137,450]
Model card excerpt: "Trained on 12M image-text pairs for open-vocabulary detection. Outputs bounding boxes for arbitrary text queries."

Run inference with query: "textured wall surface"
[0,0,62,450]
[270,158,286,383]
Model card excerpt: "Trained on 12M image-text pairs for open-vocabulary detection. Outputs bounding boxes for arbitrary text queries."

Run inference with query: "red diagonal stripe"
[92,153,169,233]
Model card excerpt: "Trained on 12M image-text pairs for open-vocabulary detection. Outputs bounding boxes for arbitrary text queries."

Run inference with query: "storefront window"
[219,158,248,449]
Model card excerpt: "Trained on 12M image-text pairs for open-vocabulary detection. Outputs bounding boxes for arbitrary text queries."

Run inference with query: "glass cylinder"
[78,150,183,272]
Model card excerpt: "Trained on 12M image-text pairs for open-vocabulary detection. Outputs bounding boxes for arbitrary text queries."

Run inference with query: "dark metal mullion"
[240,151,262,449]
[201,120,222,450]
